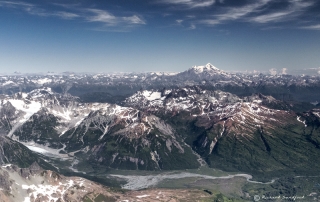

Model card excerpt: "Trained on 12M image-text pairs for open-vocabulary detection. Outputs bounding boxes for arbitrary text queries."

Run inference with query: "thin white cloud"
[186,15,196,19]
[85,9,146,25]
[0,1,146,29]
[25,6,80,20]
[176,19,183,24]
[162,13,172,17]
[160,0,215,9]
[122,15,146,24]
[52,3,82,9]
[189,24,196,29]
[0,0,79,19]
[250,0,314,23]
[301,24,320,30]
[251,12,290,23]
[0,1,33,7]
[200,19,220,25]
[0,0,41,16]
[85,9,117,24]
[200,0,315,26]
[54,11,79,19]
[199,0,272,25]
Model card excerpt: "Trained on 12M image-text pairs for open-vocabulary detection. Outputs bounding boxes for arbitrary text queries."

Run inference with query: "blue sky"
[0,0,320,74]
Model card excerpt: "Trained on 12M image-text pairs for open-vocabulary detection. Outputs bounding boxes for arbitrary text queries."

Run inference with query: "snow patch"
[2,80,15,86]
[32,78,52,85]
[8,99,41,123]
[50,109,72,120]
[1,164,12,168]
[142,91,162,101]
[21,179,76,202]
[297,116,307,127]
[26,145,49,154]
[136,195,150,198]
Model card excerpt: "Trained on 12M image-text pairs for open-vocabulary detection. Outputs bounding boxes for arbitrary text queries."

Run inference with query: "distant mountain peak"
[191,63,220,73]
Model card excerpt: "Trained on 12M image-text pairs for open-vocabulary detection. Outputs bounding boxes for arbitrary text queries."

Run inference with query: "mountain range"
[0,64,320,201]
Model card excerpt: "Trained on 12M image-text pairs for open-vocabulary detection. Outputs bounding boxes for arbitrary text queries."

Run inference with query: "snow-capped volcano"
[175,63,233,82]
[191,63,220,73]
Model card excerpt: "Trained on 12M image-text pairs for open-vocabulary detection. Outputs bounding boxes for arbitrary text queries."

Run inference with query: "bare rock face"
[0,169,11,191]
[0,136,47,168]
[0,101,21,135]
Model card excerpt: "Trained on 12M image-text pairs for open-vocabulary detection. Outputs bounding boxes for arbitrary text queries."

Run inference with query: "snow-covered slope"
[125,87,241,114]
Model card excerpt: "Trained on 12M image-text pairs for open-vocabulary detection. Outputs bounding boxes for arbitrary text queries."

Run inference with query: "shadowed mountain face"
[0,136,54,171]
